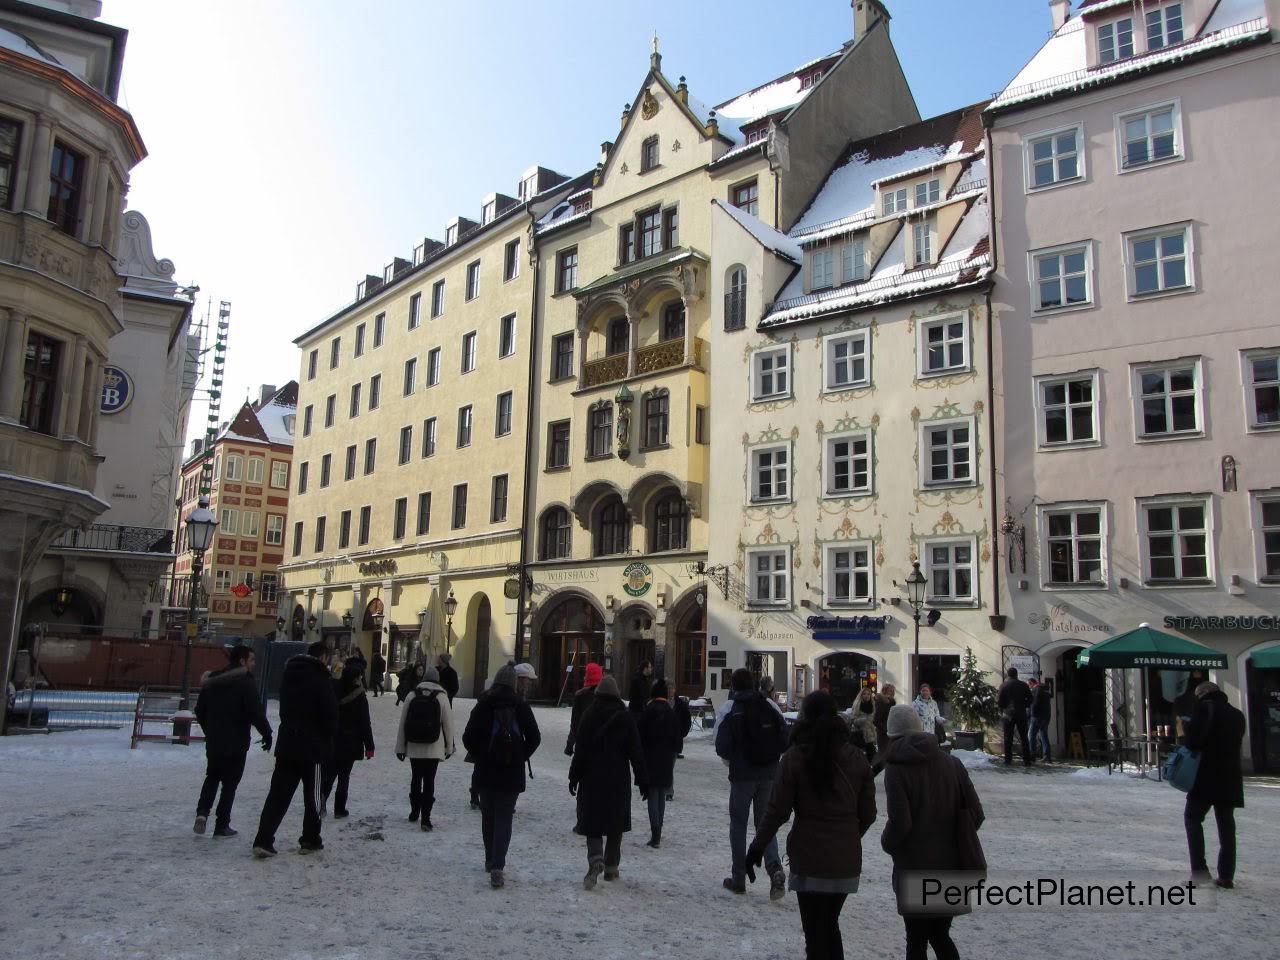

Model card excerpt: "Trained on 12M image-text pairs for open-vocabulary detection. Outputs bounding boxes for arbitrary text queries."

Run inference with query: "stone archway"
[666,588,707,699]
[536,593,606,703]
[471,594,493,698]
[817,651,879,709]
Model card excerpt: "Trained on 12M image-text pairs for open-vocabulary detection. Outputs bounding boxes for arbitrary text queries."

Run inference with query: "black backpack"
[738,694,785,768]
[404,690,442,744]
[488,704,523,767]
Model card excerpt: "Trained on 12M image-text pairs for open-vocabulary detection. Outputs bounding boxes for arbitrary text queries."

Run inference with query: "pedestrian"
[628,658,653,713]
[746,691,876,960]
[881,704,986,960]
[513,661,539,700]
[569,675,648,888]
[911,684,943,742]
[369,650,386,698]
[873,684,897,749]
[437,653,460,705]
[1183,681,1246,889]
[251,641,339,858]
[997,667,1033,767]
[849,686,878,764]
[320,660,375,820]
[395,662,422,706]
[461,664,541,889]
[193,644,272,838]
[565,661,603,756]
[715,667,788,898]
[395,665,456,831]
[1027,677,1052,763]
[670,692,693,798]
[637,678,682,848]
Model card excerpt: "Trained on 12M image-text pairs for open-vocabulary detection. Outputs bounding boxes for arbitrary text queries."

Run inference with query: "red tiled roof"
[832,100,990,169]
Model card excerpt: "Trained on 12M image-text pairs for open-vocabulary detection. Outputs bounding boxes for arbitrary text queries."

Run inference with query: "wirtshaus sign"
[806,615,889,641]
[1164,615,1279,631]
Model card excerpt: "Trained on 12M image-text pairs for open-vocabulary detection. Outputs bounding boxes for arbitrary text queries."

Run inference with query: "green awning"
[1251,646,1280,670]
[1076,625,1228,670]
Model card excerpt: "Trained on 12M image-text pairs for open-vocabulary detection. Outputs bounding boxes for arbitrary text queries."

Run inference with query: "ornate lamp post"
[177,496,218,740]
[905,560,927,697]
[306,614,318,639]
[341,610,354,657]
[443,589,458,654]
[275,616,285,638]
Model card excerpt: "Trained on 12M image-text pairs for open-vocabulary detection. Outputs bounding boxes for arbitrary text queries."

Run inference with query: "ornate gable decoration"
[641,88,660,120]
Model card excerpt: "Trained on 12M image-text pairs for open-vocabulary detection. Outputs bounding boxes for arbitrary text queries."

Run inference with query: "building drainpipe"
[981,117,1003,637]
[515,210,542,663]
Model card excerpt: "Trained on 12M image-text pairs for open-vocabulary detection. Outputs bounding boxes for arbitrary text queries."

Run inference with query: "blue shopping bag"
[1162,746,1200,792]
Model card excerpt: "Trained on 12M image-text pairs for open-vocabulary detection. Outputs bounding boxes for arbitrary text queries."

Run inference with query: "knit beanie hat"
[651,678,669,700]
[423,666,440,683]
[584,662,604,687]
[493,664,517,690]
[886,703,924,738]
[596,675,620,698]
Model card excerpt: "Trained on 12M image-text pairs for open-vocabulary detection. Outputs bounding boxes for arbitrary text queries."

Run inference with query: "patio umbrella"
[1076,623,1228,670]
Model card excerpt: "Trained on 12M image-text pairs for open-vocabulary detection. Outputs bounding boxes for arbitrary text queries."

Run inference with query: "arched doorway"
[1244,643,1280,773]
[538,596,605,702]
[818,652,878,709]
[1057,645,1107,757]
[290,604,305,641]
[667,592,707,699]
[615,604,654,690]
[23,587,101,636]
[472,595,492,698]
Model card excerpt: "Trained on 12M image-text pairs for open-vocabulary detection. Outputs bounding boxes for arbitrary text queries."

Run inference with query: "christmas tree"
[948,647,1001,733]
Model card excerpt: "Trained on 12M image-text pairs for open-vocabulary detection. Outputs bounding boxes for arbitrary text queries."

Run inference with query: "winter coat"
[637,698,683,789]
[395,667,418,700]
[627,671,651,713]
[568,693,648,836]
[565,684,597,756]
[461,685,541,794]
[1029,683,1052,723]
[715,690,788,783]
[194,665,271,756]
[438,664,460,703]
[754,741,877,880]
[881,732,985,916]
[673,696,693,739]
[998,678,1032,721]
[395,680,456,760]
[331,671,375,764]
[873,694,896,747]
[1184,690,1246,808]
[370,653,386,683]
[275,655,339,765]
[912,696,942,732]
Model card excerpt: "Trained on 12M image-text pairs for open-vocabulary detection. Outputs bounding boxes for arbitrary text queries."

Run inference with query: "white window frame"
[914,178,941,208]
[750,345,791,401]
[746,545,791,607]
[461,331,477,373]
[749,442,791,503]
[823,330,870,392]
[224,455,243,481]
[1034,370,1101,448]
[1116,100,1182,172]
[841,239,867,283]
[881,187,907,216]
[810,248,834,290]
[1131,357,1203,441]
[214,568,233,593]
[824,541,874,606]
[919,416,977,488]
[265,513,284,546]
[917,312,970,377]
[1124,222,1193,299]
[912,220,933,266]
[499,313,517,358]
[403,357,417,396]
[1029,242,1093,314]
[241,511,260,539]
[1097,16,1134,65]
[1023,123,1085,193]
[922,537,978,605]
[427,347,441,386]
[1037,501,1108,589]
[1138,494,1214,586]
[219,508,238,535]
[269,460,288,490]
[1251,490,1280,584]
[246,457,264,484]
[824,430,874,498]
[1242,348,1280,432]
[465,260,480,301]
[1144,3,1184,52]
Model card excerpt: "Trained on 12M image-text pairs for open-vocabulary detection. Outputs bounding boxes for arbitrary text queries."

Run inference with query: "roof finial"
[652,31,659,55]
[650,31,662,71]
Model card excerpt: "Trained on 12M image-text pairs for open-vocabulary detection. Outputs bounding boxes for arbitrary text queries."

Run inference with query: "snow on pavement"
[0,698,1276,960]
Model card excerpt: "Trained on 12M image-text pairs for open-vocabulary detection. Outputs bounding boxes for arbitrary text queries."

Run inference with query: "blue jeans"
[1028,717,1052,761]
[729,778,780,883]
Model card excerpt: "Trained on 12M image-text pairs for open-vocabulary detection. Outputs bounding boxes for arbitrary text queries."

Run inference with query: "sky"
[97,0,1054,445]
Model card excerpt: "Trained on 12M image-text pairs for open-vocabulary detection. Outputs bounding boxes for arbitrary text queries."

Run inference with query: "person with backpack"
[437,653,460,705]
[997,667,1034,767]
[320,659,375,820]
[461,663,541,889]
[746,691,877,960]
[1183,681,1246,889]
[395,665,456,831]
[565,661,603,756]
[715,667,788,898]
[369,651,386,698]
[637,678,682,848]
[1026,677,1052,763]
[569,675,648,888]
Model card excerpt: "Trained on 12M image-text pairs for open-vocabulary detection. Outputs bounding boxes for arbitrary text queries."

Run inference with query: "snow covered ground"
[1,698,1276,960]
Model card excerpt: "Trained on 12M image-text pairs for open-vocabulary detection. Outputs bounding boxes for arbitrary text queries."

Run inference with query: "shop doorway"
[537,597,605,702]
[1246,654,1280,773]
[615,605,654,690]
[818,652,878,709]
[912,654,961,720]
[471,595,492,698]
[667,593,707,699]
[1058,646,1106,756]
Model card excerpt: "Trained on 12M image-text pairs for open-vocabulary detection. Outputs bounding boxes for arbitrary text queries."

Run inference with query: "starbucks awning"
[1250,646,1280,670]
[1076,625,1228,670]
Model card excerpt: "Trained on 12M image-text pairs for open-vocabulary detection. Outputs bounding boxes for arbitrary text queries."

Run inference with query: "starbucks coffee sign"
[622,561,652,597]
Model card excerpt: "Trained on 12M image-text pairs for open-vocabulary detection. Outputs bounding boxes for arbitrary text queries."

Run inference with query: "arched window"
[594,496,630,557]
[725,266,747,331]
[607,316,629,356]
[651,491,689,552]
[540,507,572,560]
[660,301,686,341]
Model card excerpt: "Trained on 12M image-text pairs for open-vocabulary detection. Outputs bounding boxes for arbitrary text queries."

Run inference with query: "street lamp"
[275,616,285,638]
[341,610,354,657]
[443,588,458,654]
[905,560,927,697]
[53,585,73,616]
[307,614,318,637]
[178,497,218,739]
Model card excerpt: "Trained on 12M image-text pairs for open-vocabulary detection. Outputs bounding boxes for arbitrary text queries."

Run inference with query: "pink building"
[986,0,1280,769]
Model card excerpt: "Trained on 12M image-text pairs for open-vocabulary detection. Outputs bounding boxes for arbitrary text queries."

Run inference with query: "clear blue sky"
[98,0,1053,441]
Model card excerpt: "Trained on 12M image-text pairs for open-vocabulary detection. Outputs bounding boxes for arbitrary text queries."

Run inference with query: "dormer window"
[882,187,907,216]
[744,126,769,145]
[572,194,592,215]
[383,263,395,284]
[482,200,497,224]
[912,221,933,267]
[914,178,941,207]
[641,136,659,172]
[1146,3,1183,51]
[811,248,835,290]
[1098,18,1134,65]
[520,173,538,200]
[446,223,459,245]
[842,239,868,283]
[800,69,824,89]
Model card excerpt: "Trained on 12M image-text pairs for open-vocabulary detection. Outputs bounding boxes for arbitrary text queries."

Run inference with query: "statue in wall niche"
[1221,455,1237,493]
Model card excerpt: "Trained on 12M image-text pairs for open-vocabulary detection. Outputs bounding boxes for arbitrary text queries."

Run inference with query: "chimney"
[1050,0,1071,31]
[258,384,277,406]
[853,0,889,43]
[676,76,689,105]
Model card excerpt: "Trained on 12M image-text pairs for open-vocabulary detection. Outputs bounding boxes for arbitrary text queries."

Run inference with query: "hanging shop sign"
[1165,615,1279,631]
[806,615,888,641]
[622,561,652,597]
[100,366,134,415]
[358,559,397,577]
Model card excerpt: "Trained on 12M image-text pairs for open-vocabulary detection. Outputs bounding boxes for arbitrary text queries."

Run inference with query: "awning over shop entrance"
[1076,624,1228,670]
[1250,646,1280,670]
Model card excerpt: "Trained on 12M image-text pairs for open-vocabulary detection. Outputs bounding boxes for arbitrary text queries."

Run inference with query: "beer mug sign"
[100,366,134,415]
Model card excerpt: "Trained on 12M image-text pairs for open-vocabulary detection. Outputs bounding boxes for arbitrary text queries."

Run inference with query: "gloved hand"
[260,732,272,752]
[365,749,375,760]
[396,752,406,762]
[568,781,577,797]
[564,745,574,757]
[638,784,649,801]
[744,842,764,883]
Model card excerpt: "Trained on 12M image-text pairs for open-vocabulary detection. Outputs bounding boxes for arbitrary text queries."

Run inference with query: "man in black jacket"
[997,667,1033,767]
[628,659,652,714]
[1027,677,1053,763]
[437,654,460,705]
[251,642,339,858]
[193,645,272,837]
[1183,682,1246,888]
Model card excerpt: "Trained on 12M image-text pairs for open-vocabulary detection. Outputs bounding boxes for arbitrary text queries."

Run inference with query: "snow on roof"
[0,26,63,68]
[713,199,802,263]
[867,145,981,188]
[990,3,1269,111]
[1077,0,1143,15]
[712,49,843,143]
[254,396,297,447]
[536,200,591,235]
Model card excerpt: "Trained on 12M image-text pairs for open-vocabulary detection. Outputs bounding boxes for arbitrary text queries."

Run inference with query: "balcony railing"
[582,338,706,389]
[50,524,173,554]
[583,353,628,388]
